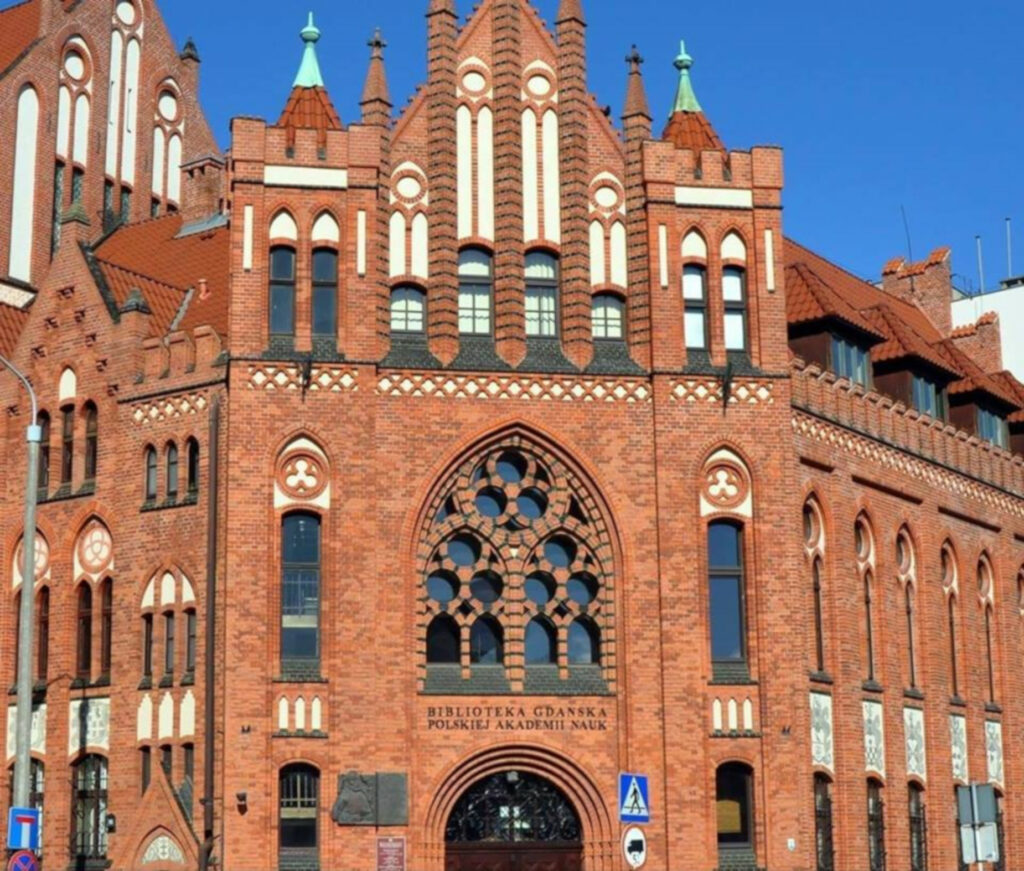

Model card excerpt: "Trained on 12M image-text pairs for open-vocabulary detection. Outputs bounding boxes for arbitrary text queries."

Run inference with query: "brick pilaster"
[492,0,526,367]
[426,0,460,364]
[556,0,591,369]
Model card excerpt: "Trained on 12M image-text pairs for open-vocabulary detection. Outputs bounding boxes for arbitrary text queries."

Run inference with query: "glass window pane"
[470,619,503,664]
[427,616,460,663]
[458,248,492,277]
[283,515,320,563]
[716,765,751,844]
[685,311,706,349]
[568,620,598,664]
[526,287,557,337]
[709,523,740,568]
[724,312,746,351]
[722,268,744,302]
[525,619,555,664]
[312,249,336,282]
[312,286,336,336]
[270,285,295,335]
[271,248,295,280]
[593,296,624,339]
[710,576,743,660]
[525,251,557,280]
[391,288,425,332]
[683,265,706,301]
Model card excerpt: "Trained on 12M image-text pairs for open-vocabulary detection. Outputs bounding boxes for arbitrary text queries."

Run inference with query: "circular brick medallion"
[703,461,748,510]
[278,451,328,501]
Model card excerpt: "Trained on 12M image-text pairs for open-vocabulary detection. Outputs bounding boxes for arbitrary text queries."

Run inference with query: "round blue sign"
[8,850,38,871]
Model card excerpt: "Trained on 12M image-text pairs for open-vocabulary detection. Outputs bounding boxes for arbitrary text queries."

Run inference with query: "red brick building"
[1,1,1023,870]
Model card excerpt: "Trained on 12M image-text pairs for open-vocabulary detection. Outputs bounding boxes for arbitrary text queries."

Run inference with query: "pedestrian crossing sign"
[618,773,650,823]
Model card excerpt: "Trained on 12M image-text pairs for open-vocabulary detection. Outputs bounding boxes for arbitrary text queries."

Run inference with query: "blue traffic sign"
[6,807,40,851]
[618,773,651,823]
[8,851,38,871]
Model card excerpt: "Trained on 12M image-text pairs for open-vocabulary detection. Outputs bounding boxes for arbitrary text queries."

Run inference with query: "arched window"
[142,613,153,678]
[722,266,747,352]
[908,783,927,871]
[814,775,835,871]
[979,558,997,703]
[6,759,45,815]
[61,404,74,485]
[144,445,157,501]
[904,582,918,689]
[311,248,337,338]
[867,779,885,871]
[76,584,92,680]
[84,401,98,482]
[568,618,600,665]
[390,286,426,334]
[525,617,556,664]
[36,587,49,682]
[166,442,179,500]
[426,615,459,663]
[708,521,746,668]
[458,249,493,335]
[863,571,876,683]
[855,516,877,683]
[186,437,200,496]
[683,264,708,349]
[71,755,108,860]
[525,251,558,338]
[591,293,624,340]
[281,513,321,668]
[100,579,113,679]
[140,746,151,793]
[163,610,175,676]
[185,608,197,674]
[37,411,50,495]
[280,764,319,855]
[716,762,754,849]
[470,616,503,664]
[269,246,297,338]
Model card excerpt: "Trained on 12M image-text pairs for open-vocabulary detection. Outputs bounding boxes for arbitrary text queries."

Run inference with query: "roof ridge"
[785,237,880,291]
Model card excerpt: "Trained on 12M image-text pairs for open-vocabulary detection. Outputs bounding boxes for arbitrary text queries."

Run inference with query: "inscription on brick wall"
[426,704,609,732]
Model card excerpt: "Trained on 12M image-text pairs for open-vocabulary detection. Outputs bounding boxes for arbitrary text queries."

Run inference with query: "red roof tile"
[861,305,962,377]
[662,111,723,151]
[0,0,39,77]
[93,214,230,338]
[96,260,186,338]
[935,340,1019,407]
[276,86,342,149]
[0,301,29,357]
[785,261,884,339]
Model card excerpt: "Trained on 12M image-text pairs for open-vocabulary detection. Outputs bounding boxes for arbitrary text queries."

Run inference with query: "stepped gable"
[0,0,39,78]
[92,213,230,337]
[933,337,1019,407]
[662,41,723,151]
[0,302,29,356]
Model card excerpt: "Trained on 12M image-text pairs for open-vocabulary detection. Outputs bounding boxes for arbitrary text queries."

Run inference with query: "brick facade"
[1,2,1023,871]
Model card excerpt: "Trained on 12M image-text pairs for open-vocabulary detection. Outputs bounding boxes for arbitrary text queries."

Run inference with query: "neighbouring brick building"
[1,1,1023,870]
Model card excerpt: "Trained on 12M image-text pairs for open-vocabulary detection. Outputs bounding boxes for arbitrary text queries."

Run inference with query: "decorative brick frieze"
[246,364,359,393]
[376,370,651,403]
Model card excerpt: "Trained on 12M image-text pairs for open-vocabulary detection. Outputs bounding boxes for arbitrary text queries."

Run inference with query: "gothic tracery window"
[420,438,614,693]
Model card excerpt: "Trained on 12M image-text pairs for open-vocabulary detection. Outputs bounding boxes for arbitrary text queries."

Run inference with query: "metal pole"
[0,353,40,811]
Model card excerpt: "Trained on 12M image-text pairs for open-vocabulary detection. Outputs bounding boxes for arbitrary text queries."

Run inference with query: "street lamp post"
[1,353,41,811]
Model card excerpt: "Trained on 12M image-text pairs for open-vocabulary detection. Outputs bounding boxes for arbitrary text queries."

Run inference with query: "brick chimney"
[950,312,1003,374]
[179,155,225,225]
[880,247,953,335]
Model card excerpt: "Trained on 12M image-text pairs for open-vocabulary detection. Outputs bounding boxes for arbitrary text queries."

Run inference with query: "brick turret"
[623,47,653,368]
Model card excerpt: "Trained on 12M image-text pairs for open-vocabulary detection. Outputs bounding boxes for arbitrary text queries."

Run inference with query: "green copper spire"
[671,40,702,114]
[293,12,325,88]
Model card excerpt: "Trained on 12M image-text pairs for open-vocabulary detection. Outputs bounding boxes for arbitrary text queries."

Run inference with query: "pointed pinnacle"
[623,45,650,119]
[671,38,702,114]
[293,12,325,88]
[362,27,391,107]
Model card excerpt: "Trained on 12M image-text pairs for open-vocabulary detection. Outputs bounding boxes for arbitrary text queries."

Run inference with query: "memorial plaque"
[377,836,406,871]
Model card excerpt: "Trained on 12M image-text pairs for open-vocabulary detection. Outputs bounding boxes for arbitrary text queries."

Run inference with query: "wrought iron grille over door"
[446,771,581,843]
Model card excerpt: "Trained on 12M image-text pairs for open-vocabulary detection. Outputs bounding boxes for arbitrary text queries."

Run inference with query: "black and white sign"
[622,825,647,869]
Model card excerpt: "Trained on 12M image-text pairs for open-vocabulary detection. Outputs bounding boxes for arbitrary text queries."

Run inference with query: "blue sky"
[160,0,1022,290]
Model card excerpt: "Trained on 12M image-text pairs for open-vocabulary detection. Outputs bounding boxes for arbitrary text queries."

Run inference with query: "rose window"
[420,439,614,694]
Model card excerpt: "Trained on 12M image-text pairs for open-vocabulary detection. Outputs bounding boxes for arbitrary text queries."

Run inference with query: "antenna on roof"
[976,235,986,295]
[900,205,916,297]
[1007,217,1013,279]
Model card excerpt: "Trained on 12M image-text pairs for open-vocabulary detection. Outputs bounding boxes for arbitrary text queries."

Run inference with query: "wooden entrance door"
[446,842,583,871]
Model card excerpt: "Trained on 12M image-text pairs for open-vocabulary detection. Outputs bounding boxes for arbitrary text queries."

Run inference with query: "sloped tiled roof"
[662,111,724,151]
[785,261,884,339]
[96,261,186,338]
[0,302,30,357]
[0,0,39,77]
[862,305,961,376]
[934,339,1020,407]
[93,214,230,337]
[276,86,342,145]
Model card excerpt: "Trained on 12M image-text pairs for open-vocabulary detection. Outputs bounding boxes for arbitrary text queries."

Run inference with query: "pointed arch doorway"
[444,770,584,871]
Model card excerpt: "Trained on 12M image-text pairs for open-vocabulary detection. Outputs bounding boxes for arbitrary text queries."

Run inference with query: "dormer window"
[911,374,946,419]
[831,334,870,387]
[977,407,1008,448]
